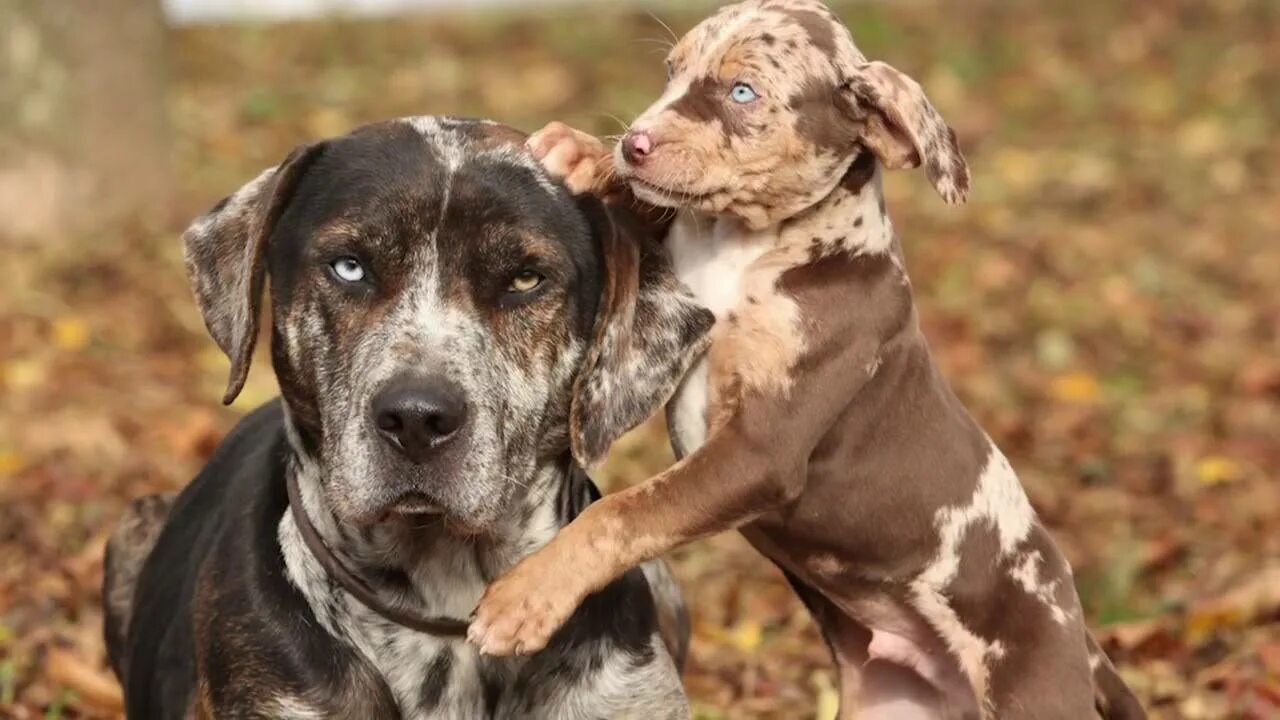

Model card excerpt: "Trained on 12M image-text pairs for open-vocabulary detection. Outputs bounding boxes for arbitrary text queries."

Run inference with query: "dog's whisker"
[646,9,679,44]
[602,113,632,135]
[634,37,675,52]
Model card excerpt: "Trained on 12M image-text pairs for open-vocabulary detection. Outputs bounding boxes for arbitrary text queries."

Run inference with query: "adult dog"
[102,117,710,719]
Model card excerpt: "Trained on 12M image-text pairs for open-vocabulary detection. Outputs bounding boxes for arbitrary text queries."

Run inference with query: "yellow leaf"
[1050,372,1101,404]
[2,358,46,390]
[1176,118,1226,159]
[728,621,763,653]
[811,670,839,720]
[53,316,90,351]
[1194,456,1241,486]
[0,451,24,476]
[1184,606,1245,645]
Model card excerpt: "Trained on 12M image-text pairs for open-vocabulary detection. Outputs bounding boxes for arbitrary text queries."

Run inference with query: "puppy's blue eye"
[330,257,365,283]
[730,82,759,104]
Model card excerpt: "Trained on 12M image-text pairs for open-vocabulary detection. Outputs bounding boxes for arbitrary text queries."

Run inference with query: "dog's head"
[616,0,970,228]
[183,117,712,530]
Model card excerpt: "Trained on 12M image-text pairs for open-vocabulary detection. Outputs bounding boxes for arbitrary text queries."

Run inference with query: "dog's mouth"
[386,491,445,518]
[376,492,489,538]
[625,175,719,207]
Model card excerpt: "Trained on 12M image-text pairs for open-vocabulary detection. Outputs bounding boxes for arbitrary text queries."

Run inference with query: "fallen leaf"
[0,450,24,476]
[43,645,124,713]
[811,670,839,720]
[52,316,90,352]
[1186,567,1280,644]
[1195,456,1242,487]
[729,621,764,653]
[1051,372,1102,404]
[1,358,46,391]
[1257,641,1280,676]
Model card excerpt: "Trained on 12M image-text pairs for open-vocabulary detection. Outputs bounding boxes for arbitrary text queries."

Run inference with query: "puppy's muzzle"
[371,373,468,464]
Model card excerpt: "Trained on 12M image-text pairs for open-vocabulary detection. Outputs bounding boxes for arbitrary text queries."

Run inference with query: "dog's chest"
[666,213,779,453]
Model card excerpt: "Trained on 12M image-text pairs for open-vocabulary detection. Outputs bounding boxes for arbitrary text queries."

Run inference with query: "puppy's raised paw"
[468,551,585,657]
[527,122,614,196]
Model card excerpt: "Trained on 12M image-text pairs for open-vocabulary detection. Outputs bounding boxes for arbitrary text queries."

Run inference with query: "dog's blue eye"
[730,82,759,104]
[330,257,365,283]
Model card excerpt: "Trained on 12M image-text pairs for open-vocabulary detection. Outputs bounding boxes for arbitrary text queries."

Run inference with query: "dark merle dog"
[102,117,712,719]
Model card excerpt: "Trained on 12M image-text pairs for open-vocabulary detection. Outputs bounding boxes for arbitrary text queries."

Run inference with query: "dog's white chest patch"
[668,212,775,317]
[666,213,776,453]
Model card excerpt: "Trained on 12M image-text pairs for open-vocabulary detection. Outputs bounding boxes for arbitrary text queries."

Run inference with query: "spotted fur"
[106,117,701,719]
[612,0,969,231]
[480,3,1145,719]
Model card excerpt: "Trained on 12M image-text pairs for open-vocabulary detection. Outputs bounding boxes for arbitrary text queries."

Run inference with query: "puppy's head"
[617,0,970,228]
[183,117,711,531]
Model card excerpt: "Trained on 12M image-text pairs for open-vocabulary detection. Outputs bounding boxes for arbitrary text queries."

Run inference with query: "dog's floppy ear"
[182,142,326,405]
[569,197,714,467]
[842,61,970,204]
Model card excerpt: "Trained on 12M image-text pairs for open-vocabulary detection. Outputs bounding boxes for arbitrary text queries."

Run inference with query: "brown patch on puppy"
[840,150,878,194]
[668,76,745,142]
[707,241,807,416]
[782,8,838,58]
[790,77,858,154]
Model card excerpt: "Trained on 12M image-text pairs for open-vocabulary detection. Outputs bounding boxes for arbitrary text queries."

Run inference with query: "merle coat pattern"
[103,117,710,719]
[469,3,1145,719]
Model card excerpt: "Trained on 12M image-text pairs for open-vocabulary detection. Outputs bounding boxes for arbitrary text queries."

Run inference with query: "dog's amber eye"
[508,270,544,294]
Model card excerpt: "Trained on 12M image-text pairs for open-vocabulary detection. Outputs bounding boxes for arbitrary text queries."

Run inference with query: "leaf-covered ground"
[2,1,1279,717]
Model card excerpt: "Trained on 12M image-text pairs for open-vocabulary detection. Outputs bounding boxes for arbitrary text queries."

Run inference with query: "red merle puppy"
[102,117,709,719]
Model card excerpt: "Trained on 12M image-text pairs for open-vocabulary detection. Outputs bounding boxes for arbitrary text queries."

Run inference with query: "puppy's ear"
[569,197,714,467]
[182,142,326,405]
[842,61,970,204]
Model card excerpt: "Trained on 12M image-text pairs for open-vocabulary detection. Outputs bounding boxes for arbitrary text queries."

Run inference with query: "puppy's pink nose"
[622,131,655,165]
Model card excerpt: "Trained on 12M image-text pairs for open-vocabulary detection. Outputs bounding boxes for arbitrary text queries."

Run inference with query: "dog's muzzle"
[371,373,468,464]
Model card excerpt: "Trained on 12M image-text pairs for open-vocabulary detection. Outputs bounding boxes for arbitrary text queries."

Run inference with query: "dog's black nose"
[371,376,467,463]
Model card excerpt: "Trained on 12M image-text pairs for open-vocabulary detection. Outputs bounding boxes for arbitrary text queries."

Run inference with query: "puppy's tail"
[103,492,177,681]
[1087,631,1147,720]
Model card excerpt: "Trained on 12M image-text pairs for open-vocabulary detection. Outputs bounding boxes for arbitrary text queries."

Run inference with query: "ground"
[1,1,1278,718]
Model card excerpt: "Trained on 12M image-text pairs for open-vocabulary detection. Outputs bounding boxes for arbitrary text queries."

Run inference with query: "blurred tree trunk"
[0,0,172,246]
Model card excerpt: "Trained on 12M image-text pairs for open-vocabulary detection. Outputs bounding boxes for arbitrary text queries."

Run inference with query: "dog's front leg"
[470,294,892,656]
[469,410,806,656]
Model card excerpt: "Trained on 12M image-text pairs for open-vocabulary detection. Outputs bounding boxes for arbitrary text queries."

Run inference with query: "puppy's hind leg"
[103,492,177,680]
[784,575,949,720]
[1087,630,1146,720]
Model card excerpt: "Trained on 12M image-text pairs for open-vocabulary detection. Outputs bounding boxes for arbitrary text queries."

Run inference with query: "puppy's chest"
[666,213,803,453]
[667,214,775,318]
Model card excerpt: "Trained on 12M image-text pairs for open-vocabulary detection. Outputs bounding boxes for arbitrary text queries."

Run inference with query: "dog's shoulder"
[120,401,390,718]
[118,400,288,716]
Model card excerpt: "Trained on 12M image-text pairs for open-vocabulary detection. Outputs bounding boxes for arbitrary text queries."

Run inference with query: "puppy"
[468,3,1145,719]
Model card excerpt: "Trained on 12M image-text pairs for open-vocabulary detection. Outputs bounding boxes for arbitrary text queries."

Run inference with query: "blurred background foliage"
[1,1,1279,718]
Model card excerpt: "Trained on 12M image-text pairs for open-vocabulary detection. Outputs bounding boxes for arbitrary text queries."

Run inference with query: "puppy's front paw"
[527,122,613,195]
[469,554,584,656]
